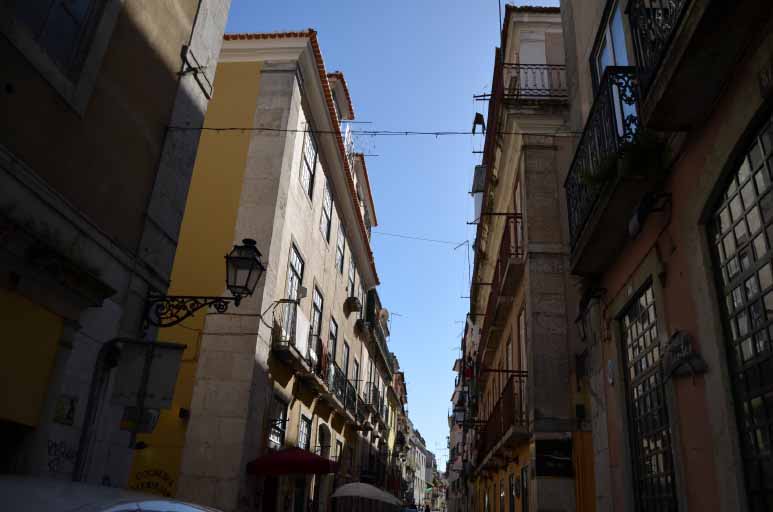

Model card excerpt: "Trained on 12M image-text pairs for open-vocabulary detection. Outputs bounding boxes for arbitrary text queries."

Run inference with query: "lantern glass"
[225,239,266,299]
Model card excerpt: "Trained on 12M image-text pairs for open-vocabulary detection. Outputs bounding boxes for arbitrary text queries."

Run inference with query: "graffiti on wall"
[47,439,76,474]
[129,468,176,497]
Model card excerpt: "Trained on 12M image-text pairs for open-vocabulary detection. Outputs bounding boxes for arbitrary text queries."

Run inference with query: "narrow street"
[1,1,773,512]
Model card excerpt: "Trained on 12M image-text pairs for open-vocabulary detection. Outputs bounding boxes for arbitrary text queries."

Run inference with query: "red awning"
[246,448,338,475]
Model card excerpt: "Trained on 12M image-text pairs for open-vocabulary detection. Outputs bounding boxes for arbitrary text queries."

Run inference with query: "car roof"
[0,476,221,512]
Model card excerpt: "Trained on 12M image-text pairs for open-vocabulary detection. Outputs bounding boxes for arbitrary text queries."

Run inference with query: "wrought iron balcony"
[345,380,357,415]
[479,214,524,364]
[327,362,348,406]
[565,66,640,254]
[476,372,528,462]
[502,63,568,101]
[628,0,692,98]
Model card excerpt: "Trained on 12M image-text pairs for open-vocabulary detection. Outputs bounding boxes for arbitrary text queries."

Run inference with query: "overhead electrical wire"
[167,125,581,137]
[371,230,463,246]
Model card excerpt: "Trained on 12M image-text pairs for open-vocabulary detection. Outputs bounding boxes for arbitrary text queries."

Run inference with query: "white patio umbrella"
[331,482,402,506]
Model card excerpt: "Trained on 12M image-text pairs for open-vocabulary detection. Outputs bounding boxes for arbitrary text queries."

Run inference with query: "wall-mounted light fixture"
[144,239,266,328]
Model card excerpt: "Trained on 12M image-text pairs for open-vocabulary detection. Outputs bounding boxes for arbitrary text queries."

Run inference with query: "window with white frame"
[320,180,333,241]
[282,245,304,340]
[300,128,317,198]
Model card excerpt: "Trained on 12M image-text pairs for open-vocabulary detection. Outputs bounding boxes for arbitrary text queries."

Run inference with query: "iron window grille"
[711,115,773,511]
[300,128,317,198]
[619,281,677,510]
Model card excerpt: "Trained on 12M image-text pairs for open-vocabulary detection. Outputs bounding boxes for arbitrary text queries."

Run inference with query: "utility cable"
[372,230,463,246]
[167,125,581,137]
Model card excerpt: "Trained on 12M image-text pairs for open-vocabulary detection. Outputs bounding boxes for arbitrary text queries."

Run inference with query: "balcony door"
[592,1,635,139]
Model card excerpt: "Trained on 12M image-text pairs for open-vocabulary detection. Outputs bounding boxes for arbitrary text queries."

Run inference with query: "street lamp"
[145,239,266,328]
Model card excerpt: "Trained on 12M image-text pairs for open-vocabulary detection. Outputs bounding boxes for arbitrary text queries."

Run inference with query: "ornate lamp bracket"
[144,293,240,328]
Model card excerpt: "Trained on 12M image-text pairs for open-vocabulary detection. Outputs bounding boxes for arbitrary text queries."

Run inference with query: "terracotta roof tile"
[327,71,355,120]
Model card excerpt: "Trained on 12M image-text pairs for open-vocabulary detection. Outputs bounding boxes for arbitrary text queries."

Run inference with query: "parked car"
[0,476,222,512]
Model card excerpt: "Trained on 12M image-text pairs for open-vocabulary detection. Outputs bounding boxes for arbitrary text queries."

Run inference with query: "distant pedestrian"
[425,505,430,512]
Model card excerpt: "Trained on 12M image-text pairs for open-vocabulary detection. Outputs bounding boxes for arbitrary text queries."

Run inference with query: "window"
[711,116,773,509]
[506,336,513,372]
[518,309,527,372]
[329,318,338,364]
[508,474,516,512]
[268,396,288,449]
[336,225,346,273]
[348,257,356,295]
[13,0,106,78]
[298,415,312,451]
[320,181,333,241]
[300,129,317,197]
[283,245,305,340]
[342,341,350,377]
[499,479,505,512]
[353,359,360,392]
[310,287,324,363]
[520,467,529,512]
[620,282,677,510]
[336,440,343,461]
[592,1,629,85]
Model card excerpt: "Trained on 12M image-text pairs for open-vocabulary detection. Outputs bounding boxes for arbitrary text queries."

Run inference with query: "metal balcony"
[476,372,529,468]
[628,0,692,98]
[479,214,524,366]
[502,63,568,101]
[565,66,645,275]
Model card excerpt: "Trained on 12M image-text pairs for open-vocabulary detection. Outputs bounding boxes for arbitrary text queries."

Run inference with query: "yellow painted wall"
[128,60,263,497]
[0,289,63,426]
[573,431,595,512]
[473,443,530,512]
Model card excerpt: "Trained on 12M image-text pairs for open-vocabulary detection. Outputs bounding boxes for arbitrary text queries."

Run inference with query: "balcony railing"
[301,334,326,380]
[628,0,692,98]
[356,395,366,424]
[328,362,347,405]
[345,381,357,416]
[565,66,639,251]
[477,372,528,458]
[502,63,567,100]
[480,214,524,350]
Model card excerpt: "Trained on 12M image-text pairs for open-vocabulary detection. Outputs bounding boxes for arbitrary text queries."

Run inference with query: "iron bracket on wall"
[144,293,240,328]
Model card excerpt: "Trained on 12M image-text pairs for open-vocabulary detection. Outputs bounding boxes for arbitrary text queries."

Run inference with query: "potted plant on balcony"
[343,296,362,317]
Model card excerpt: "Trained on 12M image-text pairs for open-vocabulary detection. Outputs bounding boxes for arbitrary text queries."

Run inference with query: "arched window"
[711,113,773,510]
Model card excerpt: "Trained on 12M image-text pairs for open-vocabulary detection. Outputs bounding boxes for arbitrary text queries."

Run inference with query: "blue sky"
[226,0,559,469]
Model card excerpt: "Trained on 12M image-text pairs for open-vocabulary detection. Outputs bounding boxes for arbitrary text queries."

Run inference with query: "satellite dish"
[379,308,390,323]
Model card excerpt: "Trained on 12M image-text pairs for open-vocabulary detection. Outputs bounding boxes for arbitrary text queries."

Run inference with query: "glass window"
[298,415,311,451]
[509,473,516,512]
[268,396,288,449]
[343,341,350,377]
[353,360,360,392]
[282,245,304,340]
[518,310,527,372]
[593,1,629,82]
[712,115,773,507]
[300,129,317,197]
[14,0,105,78]
[320,181,333,241]
[336,225,346,273]
[328,318,338,363]
[348,257,356,295]
[620,282,677,509]
[309,287,324,366]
